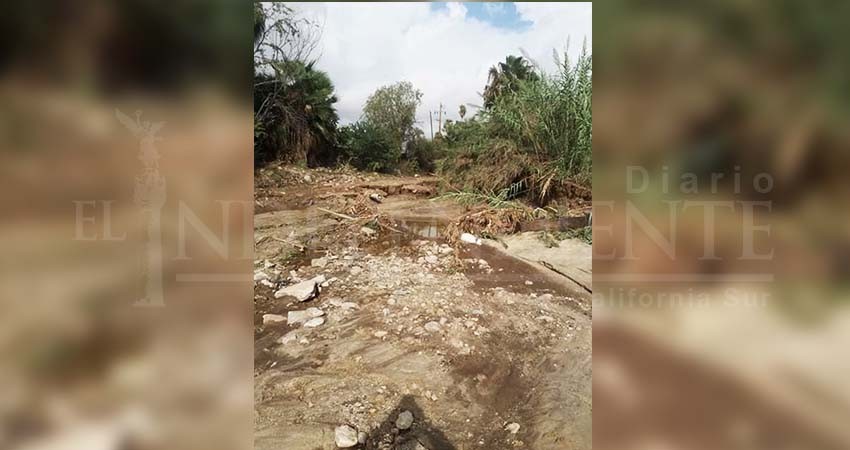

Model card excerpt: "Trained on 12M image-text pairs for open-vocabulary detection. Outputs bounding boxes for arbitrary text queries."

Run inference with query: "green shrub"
[338,121,399,173]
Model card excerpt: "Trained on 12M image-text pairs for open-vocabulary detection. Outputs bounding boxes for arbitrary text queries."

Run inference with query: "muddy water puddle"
[389,216,578,298]
[396,217,448,239]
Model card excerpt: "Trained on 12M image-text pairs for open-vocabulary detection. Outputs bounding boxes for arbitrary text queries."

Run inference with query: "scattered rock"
[350,266,363,275]
[287,307,325,325]
[369,193,384,203]
[357,431,367,445]
[460,233,482,245]
[334,425,358,448]
[424,321,442,333]
[524,280,534,286]
[505,422,521,434]
[424,255,439,265]
[360,226,376,236]
[304,317,325,328]
[274,275,326,301]
[396,410,414,430]
[262,314,285,325]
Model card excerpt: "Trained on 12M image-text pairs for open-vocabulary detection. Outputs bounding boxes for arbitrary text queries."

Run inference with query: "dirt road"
[253,167,591,450]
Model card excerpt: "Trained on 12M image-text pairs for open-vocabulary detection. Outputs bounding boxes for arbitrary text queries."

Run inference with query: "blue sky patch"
[430,2,533,31]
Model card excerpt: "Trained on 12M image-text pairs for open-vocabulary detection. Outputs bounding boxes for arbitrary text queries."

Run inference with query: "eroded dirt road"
[253,167,591,450]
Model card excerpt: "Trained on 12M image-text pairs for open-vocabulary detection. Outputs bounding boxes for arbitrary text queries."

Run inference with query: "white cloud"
[287,2,592,132]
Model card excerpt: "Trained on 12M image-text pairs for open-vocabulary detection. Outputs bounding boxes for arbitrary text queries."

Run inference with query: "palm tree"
[482,55,538,109]
[254,61,339,165]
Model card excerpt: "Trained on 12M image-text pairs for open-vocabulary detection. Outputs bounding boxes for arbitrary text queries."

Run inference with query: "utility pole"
[429,111,434,140]
[437,103,443,136]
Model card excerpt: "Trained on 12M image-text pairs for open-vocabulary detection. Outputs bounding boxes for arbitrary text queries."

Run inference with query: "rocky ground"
[253,166,592,450]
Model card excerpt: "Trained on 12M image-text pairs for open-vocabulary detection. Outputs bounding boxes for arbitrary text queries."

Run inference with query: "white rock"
[460,233,482,245]
[304,317,325,328]
[360,226,376,235]
[396,410,414,430]
[287,307,324,325]
[274,275,326,301]
[340,302,359,310]
[334,425,358,448]
[253,270,269,282]
[424,255,439,265]
[311,257,328,268]
[505,422,520,434]
[262,314,285,325]
[278,331,299,344]
[357,431,367,444]
[369,193,383,203]
[525,280,534,286]
[424,321,442,333]
[374,331,388,338]
[350,266,363,275]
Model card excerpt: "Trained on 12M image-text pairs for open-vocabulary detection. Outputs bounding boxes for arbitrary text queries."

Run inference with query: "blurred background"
[0,1,253,450]
[4,1,850,449]
[594,1,850,449]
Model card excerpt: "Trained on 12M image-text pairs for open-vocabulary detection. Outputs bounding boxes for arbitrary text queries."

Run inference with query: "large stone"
[304,317,325,328]
[505,422,521,434]
[274,275,326,301]
[287,307,324,325]
[334,425,358,448]
[396,410,414,430]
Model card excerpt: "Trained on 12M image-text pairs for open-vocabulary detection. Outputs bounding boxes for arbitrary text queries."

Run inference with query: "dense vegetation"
[253,4,592,205]
[439,48,592,205]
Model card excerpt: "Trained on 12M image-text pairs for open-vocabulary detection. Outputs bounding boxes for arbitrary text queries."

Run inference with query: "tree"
[482,55,538,109]
[362,81,423,151]
[254,61,339,165]
[253,4,339,166]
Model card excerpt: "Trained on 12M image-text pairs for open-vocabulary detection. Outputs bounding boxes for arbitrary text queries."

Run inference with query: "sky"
[287,2,592,132]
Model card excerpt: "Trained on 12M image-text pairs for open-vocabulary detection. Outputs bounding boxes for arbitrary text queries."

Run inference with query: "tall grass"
[439,47,592,205]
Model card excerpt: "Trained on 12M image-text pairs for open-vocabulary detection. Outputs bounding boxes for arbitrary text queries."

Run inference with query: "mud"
[253,166,592,450]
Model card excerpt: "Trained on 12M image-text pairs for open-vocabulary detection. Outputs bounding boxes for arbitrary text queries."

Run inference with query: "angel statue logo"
[116,109,166,307]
